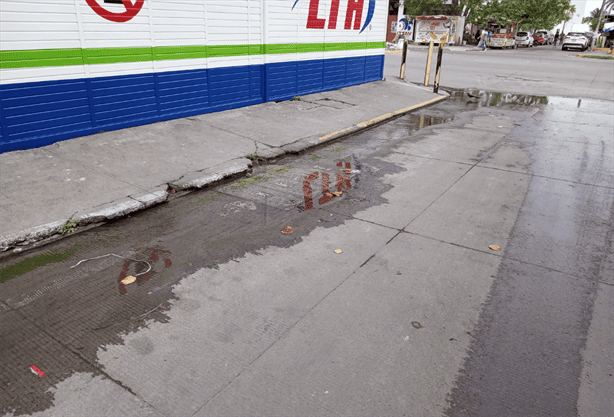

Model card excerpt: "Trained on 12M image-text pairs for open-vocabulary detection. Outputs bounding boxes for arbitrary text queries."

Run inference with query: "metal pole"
[424,41,434,86]
[400,40,408,79]
[433,43,444,93]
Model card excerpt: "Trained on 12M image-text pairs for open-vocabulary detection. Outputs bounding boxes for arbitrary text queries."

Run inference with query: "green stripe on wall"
[1,48,84,69]
[0,42,385,70]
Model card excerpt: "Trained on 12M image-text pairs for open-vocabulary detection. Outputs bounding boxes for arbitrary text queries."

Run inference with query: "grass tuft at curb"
[577,54,614,60]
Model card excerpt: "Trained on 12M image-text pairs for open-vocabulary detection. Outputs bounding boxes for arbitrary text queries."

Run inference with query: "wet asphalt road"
[446,98,614,416]
[1,91,612,416]
[386,45,614,101]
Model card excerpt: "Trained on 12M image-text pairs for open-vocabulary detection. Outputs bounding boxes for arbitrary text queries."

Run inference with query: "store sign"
[294,0,376,33]
[398,17,414,35]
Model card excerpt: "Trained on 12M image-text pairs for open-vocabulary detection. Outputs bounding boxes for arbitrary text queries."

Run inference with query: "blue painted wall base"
[0,55,384,153]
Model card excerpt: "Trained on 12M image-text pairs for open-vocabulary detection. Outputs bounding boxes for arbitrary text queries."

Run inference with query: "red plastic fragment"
[30,365,46,377]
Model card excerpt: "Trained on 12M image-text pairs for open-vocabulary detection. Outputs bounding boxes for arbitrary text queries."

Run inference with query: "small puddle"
[447,89,549,108]
[397,88,551,136]
[406,113,454,132]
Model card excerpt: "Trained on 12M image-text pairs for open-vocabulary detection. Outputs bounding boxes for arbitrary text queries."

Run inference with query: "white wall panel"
[206,0,251,45]
[86,61,155,78]
[0,0,80,51]
[0,66,86,84]
[150,0,205,47]
[78,1,152,49]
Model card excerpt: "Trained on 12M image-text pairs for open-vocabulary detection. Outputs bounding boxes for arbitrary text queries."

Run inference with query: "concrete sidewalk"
[0,79,446,252]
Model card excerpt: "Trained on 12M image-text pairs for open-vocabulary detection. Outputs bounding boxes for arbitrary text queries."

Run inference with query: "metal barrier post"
[424,41,434,86]
[400,40,409,79]
[433,43,444,93]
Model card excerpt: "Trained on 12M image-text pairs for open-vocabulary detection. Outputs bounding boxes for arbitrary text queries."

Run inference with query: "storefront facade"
[0,0,386,153]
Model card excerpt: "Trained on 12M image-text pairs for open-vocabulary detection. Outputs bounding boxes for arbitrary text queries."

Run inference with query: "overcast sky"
[575,0,605,17]
[552,0,606,30]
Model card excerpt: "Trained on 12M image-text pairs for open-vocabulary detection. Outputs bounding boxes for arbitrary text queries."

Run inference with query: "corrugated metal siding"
[0,0,385,153]
[157,68,210,116]
[90,73,158,127]
[1,79,92,142]
[0,0,81,51]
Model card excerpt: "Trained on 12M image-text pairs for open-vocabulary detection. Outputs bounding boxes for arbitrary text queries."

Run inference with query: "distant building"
[555,0,587,33]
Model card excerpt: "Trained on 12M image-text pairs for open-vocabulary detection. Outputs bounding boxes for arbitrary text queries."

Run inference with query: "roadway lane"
[384,45,614,101]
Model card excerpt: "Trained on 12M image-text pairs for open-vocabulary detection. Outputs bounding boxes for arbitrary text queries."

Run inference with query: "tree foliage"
[583,7,607,31]
[403,0,445,16]
[404,0,576,30]
[468,0,576,29]
[583,8,601,23]
[403,0,482,17]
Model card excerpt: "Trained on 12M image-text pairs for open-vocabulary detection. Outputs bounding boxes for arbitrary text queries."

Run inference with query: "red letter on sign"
[328,0,340,29]
[307,0,326,29]
[345,0,364,30]
[303,172,319,210]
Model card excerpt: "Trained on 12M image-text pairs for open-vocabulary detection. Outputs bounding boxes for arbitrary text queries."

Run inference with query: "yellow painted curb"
[393,95,448,116]
[357,113,394,128]
[319,126,354,141]
[318,95,448,141]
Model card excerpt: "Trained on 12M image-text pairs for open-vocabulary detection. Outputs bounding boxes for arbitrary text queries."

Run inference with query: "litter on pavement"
[29,365,46,377]
[281,226,294,234]
[489,245,502,251]
[71,254,152,276]
[121,275,137,285]
[334,249,343,254]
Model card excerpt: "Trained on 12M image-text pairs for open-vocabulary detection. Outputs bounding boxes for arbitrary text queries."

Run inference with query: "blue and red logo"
[293,0,375,33]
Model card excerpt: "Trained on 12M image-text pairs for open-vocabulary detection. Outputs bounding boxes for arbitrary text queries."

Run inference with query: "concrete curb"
[0,220,67,251]
[0,94,449,252]
[169,158,253,191]
[279,94,449,155]
[0,190,170,251]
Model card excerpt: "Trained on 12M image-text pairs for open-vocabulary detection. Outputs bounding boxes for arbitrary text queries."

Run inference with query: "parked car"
[534,30,553,44]
[562,32,589,51]
[533,34,546,45]
[515,31,534,47]
[584,32,595,47]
